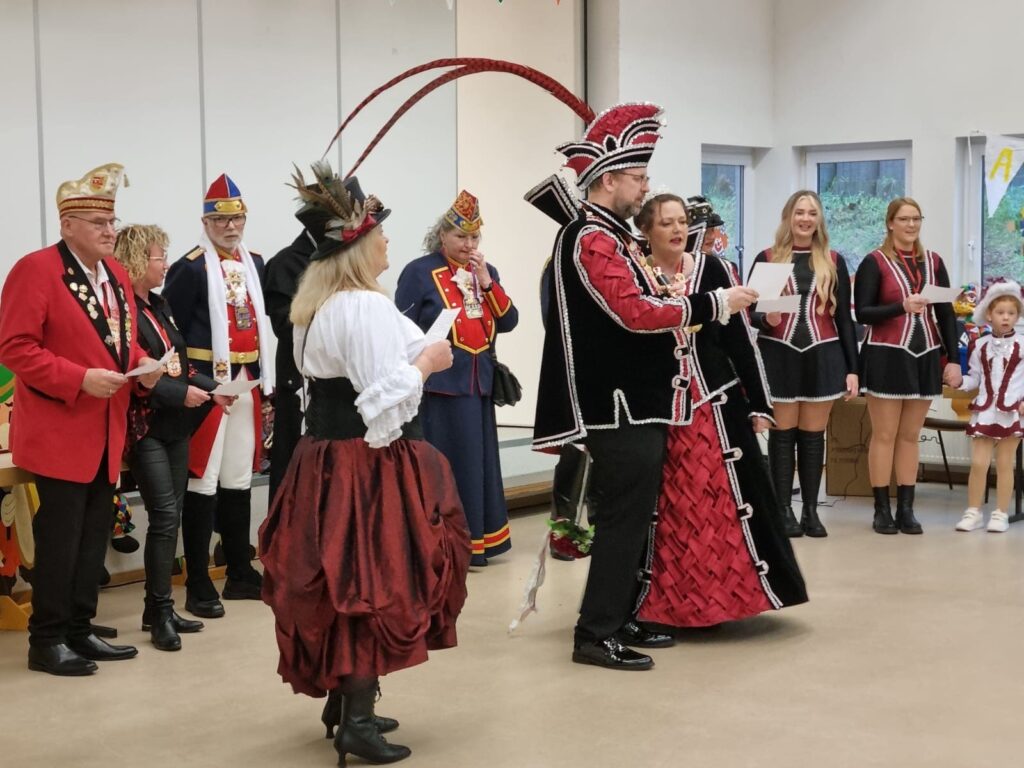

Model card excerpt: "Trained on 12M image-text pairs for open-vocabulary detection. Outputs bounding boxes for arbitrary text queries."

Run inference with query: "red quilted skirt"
[638,396,772,627]
[259,435,471,696]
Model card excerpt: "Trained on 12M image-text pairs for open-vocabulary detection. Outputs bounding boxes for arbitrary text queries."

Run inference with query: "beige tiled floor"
[3,484,1024,767]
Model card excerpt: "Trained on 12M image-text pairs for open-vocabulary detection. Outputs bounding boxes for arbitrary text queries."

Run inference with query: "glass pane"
[817,159,906,271]
[981,157,1024,284]
[700,163,744,274]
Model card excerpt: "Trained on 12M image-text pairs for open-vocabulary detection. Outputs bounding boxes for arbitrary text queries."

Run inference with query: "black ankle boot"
[335,683,411,766]
[148,607,181,652]
[768,428,802,537]
[322,689,399,739]
[549,445,591,560]
[796,430,827,537]
[895,484,923,534]
[872,486,898,534]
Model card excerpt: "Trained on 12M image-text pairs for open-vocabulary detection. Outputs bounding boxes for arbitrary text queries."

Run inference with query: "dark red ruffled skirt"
[259,435,471,696]
[638,396,772,628]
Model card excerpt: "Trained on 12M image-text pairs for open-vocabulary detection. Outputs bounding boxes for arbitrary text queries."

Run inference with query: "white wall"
[455,0,585,427]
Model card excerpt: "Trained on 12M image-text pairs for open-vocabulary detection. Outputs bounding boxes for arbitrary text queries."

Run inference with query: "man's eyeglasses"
[66,214,120,231]
[615,171,651,185]
[894,216,924,225]
[207,215,247,228]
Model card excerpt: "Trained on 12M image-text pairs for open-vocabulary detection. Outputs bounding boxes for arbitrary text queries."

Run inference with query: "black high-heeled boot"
[768,428,802,537]
[872,486,898,534]
[796,430,827,537]
[895,484,923,534]
[321,690,399,738]
[335,682,411,766]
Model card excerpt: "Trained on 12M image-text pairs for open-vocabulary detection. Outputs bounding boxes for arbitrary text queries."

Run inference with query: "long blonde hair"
[880,196,925,262]
[289,227,385,327]
[770,190,836,316]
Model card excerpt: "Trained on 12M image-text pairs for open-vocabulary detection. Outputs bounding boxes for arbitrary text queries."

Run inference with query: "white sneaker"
[955,508,985,532]
[987,510,1010,533]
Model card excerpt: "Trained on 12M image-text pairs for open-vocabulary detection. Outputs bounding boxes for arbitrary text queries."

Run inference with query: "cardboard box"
[826,397,896,497]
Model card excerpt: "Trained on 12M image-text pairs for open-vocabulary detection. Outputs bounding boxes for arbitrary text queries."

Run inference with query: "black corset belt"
[304,377,423,441]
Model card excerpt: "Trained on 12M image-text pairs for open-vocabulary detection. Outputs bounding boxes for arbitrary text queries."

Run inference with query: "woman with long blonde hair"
[854,197,961,534]
[751,190,858,538]
[260,168,470,766]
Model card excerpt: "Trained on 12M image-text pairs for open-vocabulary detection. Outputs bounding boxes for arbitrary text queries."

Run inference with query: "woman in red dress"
[635,194,807,629]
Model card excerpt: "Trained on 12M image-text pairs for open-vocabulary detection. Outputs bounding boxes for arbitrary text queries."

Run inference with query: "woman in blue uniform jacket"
[396,191,519,566]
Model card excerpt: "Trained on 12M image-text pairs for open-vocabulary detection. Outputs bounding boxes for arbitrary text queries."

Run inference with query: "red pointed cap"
[203,173,247,215]
[557,102,663,189]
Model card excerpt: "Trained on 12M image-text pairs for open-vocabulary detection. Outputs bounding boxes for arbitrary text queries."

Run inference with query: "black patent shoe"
[90,623,118,639]
[222,578,262,600]
[615,621,675,648]
[142,608,205,633]
[149,615,182,652]
[67,634,138,661]
[800,505,828,538]
[572,637,654,670]
[185,593,225,619]
[27,644,98,676]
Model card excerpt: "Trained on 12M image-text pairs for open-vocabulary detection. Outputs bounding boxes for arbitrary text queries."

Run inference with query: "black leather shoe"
[149,615,182,652]
[90,623,118,639]
[800,505,828,538]
[67,634,138,662]
[142,609,205,633]
[573,637,654,670]
[185,594,225,618]
[895,485,923,534]
[783,506,804,538]
[27,644,98,676]
[615,621,675,648]
[222,578,262,600]
[872,487,898,535]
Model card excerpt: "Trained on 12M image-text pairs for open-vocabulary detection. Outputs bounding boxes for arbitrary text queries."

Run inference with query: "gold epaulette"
[184,246,204,261]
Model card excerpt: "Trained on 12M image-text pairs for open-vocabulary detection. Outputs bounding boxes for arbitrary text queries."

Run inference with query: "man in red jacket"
[0,163,162,676]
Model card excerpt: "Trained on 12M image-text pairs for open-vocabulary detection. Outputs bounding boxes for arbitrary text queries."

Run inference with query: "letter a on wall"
[985,133,1024,217]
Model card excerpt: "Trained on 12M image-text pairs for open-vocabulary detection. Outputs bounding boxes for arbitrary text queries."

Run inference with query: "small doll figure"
[956,280,1024,533]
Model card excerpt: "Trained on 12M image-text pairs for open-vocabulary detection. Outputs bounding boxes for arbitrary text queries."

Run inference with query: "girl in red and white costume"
[956,281,1024,533]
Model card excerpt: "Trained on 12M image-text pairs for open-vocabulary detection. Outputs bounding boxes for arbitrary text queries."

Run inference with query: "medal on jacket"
[223,264,253,329]
[234,302,253,330]
[454,267,484,319]
[167,351,182,377]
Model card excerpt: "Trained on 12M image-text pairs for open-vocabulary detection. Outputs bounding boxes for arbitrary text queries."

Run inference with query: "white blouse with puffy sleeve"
[293,290,427,448]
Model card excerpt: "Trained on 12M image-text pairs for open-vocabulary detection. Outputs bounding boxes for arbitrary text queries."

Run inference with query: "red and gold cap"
[56,163,127,215]
[203,173,247,216]
[444,190,483,234]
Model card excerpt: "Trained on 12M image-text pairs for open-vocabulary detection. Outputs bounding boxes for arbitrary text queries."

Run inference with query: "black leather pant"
[30,455,115,646]
[129,435,189,613]
[576,423,667,644]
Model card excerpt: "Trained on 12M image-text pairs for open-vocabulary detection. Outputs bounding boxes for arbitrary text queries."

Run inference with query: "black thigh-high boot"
[218,487,262,599]
[181,491,224,617]
[549,445,591,560]
[895,484,923,534]
[872,486,898,534]
[796,429,828,538]
[768,428,802,537]
[334,677,410,766]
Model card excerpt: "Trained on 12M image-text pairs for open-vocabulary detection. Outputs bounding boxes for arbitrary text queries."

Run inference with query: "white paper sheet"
[424,308,462,344]
[212,378,261,397]
[746,262,794,300]
[755,294,802,314]
[126,349,174,377]
[920,284,963,304]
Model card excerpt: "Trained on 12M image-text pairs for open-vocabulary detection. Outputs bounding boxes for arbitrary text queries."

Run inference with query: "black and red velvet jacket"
[533,201,728,452]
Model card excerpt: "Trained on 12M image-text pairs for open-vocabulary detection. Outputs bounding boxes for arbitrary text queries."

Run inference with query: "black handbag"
[489,348,523,407]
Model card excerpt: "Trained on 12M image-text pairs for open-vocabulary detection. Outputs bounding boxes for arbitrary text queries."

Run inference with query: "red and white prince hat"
[556,102,664,190]
[974,278,1024,323]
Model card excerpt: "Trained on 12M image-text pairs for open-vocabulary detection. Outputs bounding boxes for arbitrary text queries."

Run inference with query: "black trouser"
[129,435,189,613]
[576,423,667,645]
[268,388,302,507]
[30,456,115,647]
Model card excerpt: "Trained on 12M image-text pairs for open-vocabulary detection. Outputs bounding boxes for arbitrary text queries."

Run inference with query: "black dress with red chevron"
[395,251,519,566]
[749,249,858,402]
[636,253,808,628]
[854,249,958,399]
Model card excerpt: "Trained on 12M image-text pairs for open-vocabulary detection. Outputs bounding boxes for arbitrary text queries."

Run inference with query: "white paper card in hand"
[424,308,462,344]
[212,378,261,397]
[920,284,962,304]
[126,348,174,377]
[756,294,802,314]
[746,262,794,300]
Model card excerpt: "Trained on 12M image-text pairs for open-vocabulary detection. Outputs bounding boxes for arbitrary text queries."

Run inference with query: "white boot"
[987,509,1010,533]
[955,507,985,532]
